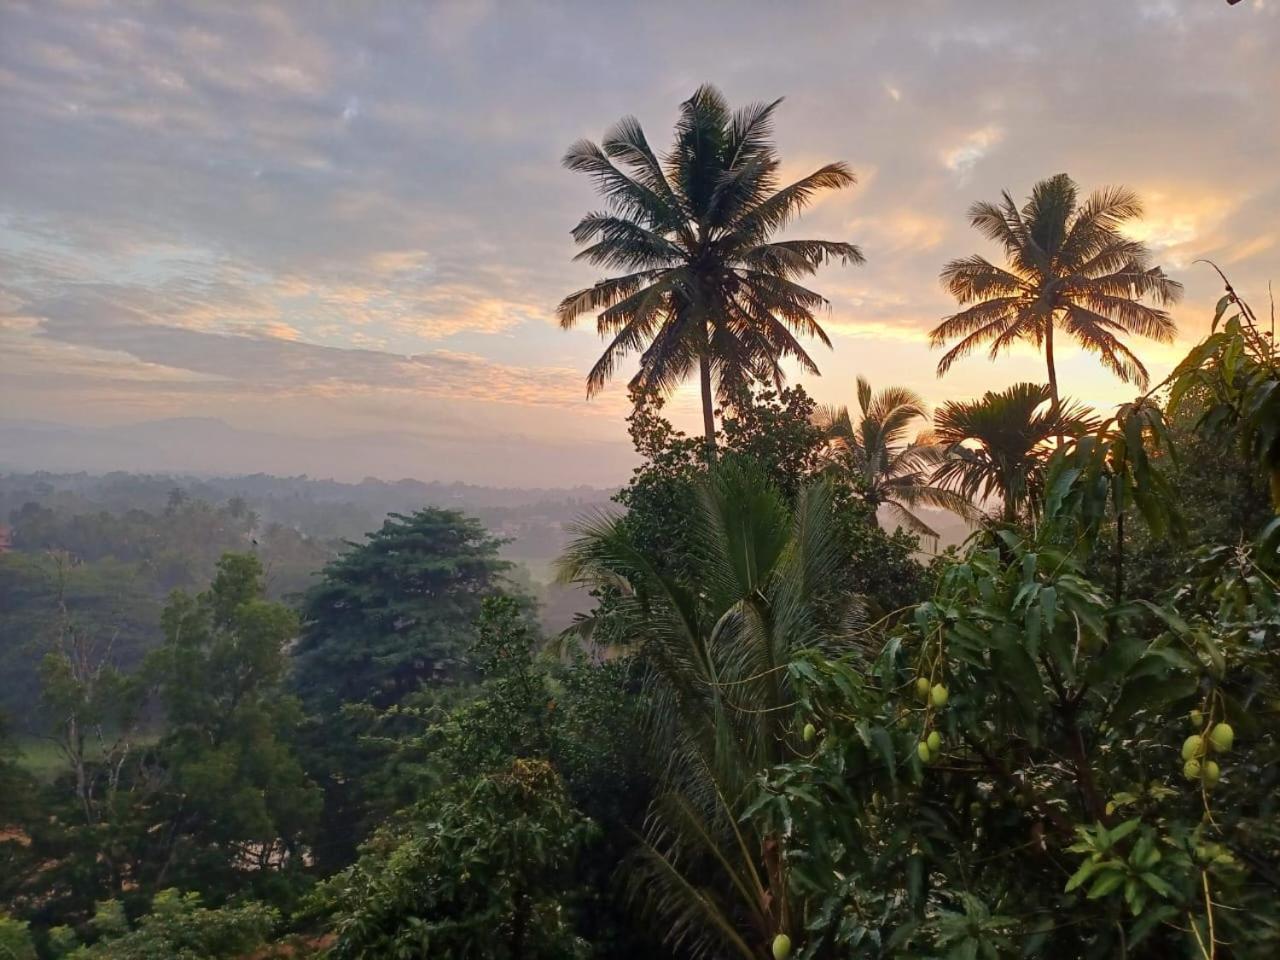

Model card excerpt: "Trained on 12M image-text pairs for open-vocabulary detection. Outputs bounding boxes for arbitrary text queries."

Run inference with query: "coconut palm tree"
[931,173,1182,416]
[558,84,864,456]
[930,383,1098,523]
[556,461,855,959]
[816,377,975,538]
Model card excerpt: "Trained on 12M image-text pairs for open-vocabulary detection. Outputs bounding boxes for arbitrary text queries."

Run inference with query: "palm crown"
[558,84,863,453]
[816,377,974,539]
[930,382,1098,522]
[931,173,1182,412]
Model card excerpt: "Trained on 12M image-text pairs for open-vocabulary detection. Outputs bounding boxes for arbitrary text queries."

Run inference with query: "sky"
[1,0,1278,486]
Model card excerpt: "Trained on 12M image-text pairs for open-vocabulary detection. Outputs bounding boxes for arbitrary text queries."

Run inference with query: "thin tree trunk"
[1045,319,1066,449]
[1114,506,1125,605]
[699,350,717,461]
[1044,321,1061,415]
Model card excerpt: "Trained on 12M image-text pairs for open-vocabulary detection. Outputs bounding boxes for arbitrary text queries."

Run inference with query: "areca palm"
[558,84,863,455]
[930,383,1098,523]
[816,376,975,538]
[931,173,1183,415]
[556,461,854,959]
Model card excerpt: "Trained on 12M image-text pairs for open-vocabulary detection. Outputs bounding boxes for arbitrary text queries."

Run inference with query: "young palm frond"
[556,460,853,958]
[930,383,1099,522]
[560,85,864,455]
[931,173,1182,414]
[816,376,977,538]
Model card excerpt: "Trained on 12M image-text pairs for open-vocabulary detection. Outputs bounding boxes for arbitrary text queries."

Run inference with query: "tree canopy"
[292,508,512,711]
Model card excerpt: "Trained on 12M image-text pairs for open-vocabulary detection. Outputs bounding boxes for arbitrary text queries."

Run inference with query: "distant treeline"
[0,471,610,721]
[0,471,615,546]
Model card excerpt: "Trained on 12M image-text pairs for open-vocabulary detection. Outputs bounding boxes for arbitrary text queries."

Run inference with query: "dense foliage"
[607,385,929,626]
[49,891,278,960]
[1,554,317,935]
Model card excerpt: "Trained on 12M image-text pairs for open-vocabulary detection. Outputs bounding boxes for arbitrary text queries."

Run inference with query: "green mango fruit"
[1209,723,1234,753]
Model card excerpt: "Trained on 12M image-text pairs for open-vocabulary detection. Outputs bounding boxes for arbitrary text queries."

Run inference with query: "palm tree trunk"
[699,351,717,461]
[1002,491,1019,524]
[1045,320,1064,447]
[1044,321,1060,419]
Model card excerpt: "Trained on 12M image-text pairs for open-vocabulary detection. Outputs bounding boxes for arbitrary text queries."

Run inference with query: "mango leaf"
[1194,628,1226,678]
[1135,600,1189,637]
[1065,859,1102,892]
[1140,872,1173,897]
[1111,673,1198,721]
[1040,586,1057,633]
[1212,294,1232,328]
[1087,870,1126,899]
[1085,634,1148,687]
[1109,819,1141,844]
[1044,465,1082,519]
[869,725,896,782]
[994,645,1045,714]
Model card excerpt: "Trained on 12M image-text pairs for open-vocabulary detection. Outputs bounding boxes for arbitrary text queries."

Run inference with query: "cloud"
[1,0,1278,482]
[941,125,1005,179]
[12,290,593,409]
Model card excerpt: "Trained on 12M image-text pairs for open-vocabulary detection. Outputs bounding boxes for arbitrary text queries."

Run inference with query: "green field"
[14,737,69,781]
[13,735,156,782]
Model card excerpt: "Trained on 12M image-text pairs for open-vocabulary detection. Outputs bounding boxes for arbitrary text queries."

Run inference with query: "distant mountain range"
[0,417,636,488]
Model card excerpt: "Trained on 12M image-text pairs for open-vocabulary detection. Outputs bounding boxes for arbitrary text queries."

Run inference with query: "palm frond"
[1074,287,1177,341]
[570,213,686,269]
[939,255,1028,303]
[725,98,783,171]
[601,115,691,238]
[559,463,846,955]
[883,499,941,539]
[1061,306,1152,388]
[1078,265,1183,312]
[929,297,1023,347]
[931,382,1097,519]
[1023,172,1076,258]
[739,239,864,273]
[624,830,759,960]
[934,309,1021,376]
[586,305,666,397]
[968,192,1032,260]
[732,163,856,240]
[1057,184,1143,267]
[563,139,681,229]
[630,316,702,398]
[557,271,664,327]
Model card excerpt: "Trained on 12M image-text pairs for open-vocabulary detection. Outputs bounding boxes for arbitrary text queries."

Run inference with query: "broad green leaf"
[1065,859,1101,892]
[1109,818,1141,843]
[1040,586,1057,633]
[1140,872,1173,897]
[1086,870,1126,899]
